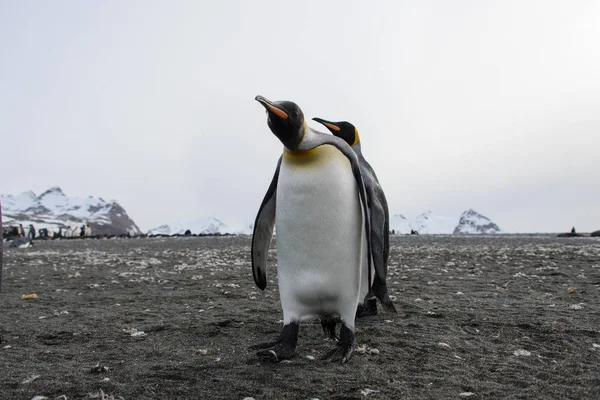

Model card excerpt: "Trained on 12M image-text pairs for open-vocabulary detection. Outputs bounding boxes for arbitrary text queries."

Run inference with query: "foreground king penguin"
[313,118,396,316]
[251,96,378,363]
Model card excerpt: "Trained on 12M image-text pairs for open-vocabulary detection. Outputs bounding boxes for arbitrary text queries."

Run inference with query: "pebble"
[22,374,40,384]
[369,348,380,355]
[513,349,531,357]
[305,355,315,360]
[360,388,379,396]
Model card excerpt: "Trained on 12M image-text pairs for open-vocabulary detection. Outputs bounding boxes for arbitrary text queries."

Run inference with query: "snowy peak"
[2,191,37,211]
[454,209,501,234]
[38,186,65,199]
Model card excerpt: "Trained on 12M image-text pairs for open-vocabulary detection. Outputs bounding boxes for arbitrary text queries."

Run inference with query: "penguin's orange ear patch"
[265,104,288,120]
[353,128,360,146]
[322,121,341,132]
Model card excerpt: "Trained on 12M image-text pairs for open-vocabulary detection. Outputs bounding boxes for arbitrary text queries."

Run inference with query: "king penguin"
[312,118,396,316]
[251,96,374,364]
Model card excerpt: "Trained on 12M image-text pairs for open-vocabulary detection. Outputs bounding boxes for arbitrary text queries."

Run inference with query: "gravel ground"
[0,235,599,399]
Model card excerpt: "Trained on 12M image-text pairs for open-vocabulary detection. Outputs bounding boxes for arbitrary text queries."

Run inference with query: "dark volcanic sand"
[1,236,599,400]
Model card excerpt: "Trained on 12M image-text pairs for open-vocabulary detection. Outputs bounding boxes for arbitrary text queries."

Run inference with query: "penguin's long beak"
[312,117,341,132]
[255,96,288,120]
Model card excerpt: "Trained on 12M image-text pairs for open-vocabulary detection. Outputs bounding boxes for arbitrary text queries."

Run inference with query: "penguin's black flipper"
[251,156,282,290]
[367,182,396,313]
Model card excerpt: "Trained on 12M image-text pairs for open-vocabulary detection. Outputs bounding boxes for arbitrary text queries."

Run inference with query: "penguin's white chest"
[276,145,364,323]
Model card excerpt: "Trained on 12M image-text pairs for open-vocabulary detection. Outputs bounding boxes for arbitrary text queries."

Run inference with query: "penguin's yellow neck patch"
[283,144,327,166]
[284,147,319,157]
[352,128,360,146]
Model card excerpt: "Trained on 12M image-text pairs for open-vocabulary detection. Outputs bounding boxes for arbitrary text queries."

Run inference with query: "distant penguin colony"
[251,96,395,364]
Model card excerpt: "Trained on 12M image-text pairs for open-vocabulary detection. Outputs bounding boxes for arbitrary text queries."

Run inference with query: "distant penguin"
[313,118,396,316]
[251,96,377,364]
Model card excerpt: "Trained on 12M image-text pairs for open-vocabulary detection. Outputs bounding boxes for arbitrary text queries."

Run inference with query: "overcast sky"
[1,0,599,233]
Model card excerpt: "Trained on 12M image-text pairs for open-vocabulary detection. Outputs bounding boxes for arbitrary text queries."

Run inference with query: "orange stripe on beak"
[265,103,288,120]
[321,121,340,132]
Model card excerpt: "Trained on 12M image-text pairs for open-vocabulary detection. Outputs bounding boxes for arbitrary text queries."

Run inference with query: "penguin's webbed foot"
[326,343,354,364]
[256,342,296,362]
[321,323,355,364]
[252,322,299,363]
[356,298,378,318]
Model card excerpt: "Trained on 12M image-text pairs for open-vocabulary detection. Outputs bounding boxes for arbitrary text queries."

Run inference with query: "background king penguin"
[250,95,377,364]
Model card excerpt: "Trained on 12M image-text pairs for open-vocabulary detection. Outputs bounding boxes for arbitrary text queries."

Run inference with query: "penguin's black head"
[312,118,359,147]
[255,96,305,150]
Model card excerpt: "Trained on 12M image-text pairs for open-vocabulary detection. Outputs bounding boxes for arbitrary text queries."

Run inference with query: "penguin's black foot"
[330,343,354,364]
[356,298,378,318]
[320,317,339,340]
[252,322,299,363]
[256,342,296,362]
[320,323,355,364]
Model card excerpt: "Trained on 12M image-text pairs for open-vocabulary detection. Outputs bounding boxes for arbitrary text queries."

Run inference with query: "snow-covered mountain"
[389,209,501,234]
[150,209,500,236]
[147,217,253,235]
[0,187,141,236]
[453,209,501,234]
